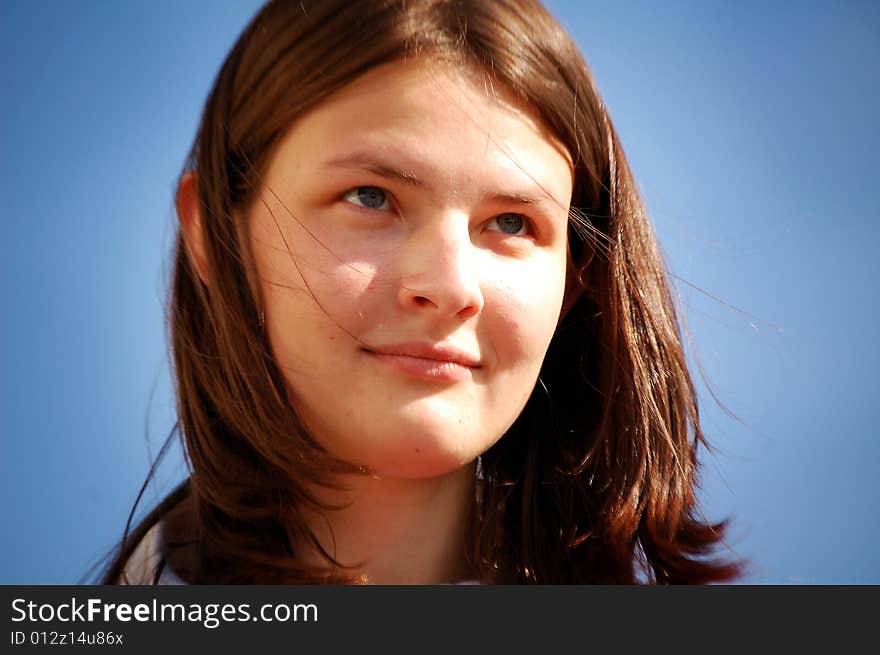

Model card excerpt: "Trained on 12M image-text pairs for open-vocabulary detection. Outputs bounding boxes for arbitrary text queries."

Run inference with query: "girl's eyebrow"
[320,151,425,189]
[319,150,561,210]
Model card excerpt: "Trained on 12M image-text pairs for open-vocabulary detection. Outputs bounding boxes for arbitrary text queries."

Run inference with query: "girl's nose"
[396,216,484,321]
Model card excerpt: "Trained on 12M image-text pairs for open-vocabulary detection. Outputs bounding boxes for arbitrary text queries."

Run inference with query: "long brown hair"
[102,0,739,584]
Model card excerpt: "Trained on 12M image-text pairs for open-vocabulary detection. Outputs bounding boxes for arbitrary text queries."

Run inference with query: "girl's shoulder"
[116,520,187,586]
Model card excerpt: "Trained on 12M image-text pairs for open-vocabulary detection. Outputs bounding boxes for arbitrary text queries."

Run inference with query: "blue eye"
[488,213,528,235]
[343,186,390,210]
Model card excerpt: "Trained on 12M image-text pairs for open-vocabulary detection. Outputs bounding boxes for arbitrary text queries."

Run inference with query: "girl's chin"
[363,455,478,481]
[298,404,507,478]
[333,437,485,480]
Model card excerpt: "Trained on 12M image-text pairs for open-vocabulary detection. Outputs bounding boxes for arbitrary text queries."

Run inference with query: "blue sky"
[2,1,878,583]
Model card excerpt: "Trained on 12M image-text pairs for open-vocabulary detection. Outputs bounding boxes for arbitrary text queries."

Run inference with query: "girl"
[102,0,739,585]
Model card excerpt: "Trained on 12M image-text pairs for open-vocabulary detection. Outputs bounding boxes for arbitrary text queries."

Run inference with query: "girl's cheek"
[310,256,389,326]
[485,275,562,356]
[491,256,565,314]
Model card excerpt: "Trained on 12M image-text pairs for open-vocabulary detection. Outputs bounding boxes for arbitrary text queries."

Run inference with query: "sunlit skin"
[183,60,573,582]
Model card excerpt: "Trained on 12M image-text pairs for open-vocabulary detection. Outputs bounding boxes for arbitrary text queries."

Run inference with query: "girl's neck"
[301,461,477,584]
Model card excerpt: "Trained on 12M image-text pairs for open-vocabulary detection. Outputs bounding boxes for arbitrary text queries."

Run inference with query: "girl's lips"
[367,352,475,381]
[363,341,481,381]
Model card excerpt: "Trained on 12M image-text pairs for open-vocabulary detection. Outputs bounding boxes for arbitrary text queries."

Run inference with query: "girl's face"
[250,60,573,479]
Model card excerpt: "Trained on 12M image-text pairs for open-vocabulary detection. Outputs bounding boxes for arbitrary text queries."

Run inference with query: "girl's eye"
[486,213,530,236]
[343,186,390,210]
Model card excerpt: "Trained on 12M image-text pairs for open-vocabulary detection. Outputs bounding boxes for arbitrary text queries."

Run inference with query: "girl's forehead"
[287,59,564,150]
[268,59,573,202]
